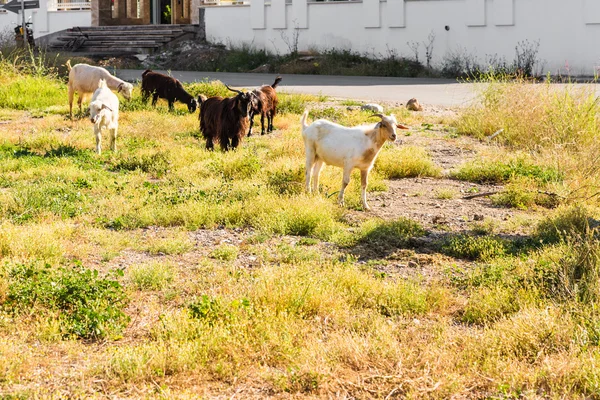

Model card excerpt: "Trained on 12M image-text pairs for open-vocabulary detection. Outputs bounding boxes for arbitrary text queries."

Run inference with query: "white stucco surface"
[0,5,90,38]
[203,0,600,76]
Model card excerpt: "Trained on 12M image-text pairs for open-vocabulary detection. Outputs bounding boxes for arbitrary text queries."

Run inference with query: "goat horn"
[369,113,384,119]
[225,84,242,95]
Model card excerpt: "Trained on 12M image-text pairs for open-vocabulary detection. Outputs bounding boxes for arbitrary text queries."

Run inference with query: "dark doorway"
[160,0,172,24]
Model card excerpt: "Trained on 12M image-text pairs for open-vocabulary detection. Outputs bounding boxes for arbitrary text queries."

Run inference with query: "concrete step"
[64,29,184,36]
[48,24,199,54]
[56,36,171,43]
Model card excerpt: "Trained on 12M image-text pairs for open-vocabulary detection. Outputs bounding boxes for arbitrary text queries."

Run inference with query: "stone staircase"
[48,25,200,55]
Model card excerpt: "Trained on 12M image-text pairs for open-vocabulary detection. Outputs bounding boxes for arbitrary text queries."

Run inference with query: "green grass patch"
[452,156,563,185]
[4,262,128,339]
[442,234,508,261]
[128,262,174,291]
[375,145,441,179]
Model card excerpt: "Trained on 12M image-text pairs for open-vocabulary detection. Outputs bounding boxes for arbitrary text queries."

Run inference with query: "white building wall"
[0,8,91,38]
[203,0,600,76]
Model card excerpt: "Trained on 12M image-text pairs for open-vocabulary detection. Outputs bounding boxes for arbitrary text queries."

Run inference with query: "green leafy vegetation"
[3,262,128,339]
[2,54,600,399]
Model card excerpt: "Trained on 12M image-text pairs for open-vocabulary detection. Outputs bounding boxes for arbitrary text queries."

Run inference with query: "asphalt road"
[116,69,476,107]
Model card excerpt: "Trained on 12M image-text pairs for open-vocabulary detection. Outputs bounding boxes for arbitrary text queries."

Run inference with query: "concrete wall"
[202,0,600,76]
[0,6,91,38]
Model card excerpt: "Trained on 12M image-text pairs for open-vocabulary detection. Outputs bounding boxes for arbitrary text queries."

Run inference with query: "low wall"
[201,0,600,76]
[0,2,91,39]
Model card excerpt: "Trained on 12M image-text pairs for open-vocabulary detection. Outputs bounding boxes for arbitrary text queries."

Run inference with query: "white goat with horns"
[300,110,408,210]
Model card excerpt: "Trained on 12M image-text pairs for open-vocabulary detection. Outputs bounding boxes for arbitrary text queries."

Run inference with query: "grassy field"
[1,57,600,398]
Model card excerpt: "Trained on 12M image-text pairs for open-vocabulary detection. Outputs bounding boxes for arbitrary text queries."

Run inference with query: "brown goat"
[248,76,282,137]
[141,70,198,113]
[199,86,254,151]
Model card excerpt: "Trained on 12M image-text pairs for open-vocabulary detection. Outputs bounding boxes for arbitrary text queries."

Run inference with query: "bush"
[3,262,129,339]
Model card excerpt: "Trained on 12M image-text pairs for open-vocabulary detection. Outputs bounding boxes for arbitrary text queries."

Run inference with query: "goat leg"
[360,169,370,211]
[248,110,255,137]
[338,167,351,206]
[260,113,266,135]
[268,112,274,133]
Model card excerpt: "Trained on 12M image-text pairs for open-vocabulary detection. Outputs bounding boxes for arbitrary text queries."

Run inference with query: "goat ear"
[101,104,113,112]
[117,83,124,92]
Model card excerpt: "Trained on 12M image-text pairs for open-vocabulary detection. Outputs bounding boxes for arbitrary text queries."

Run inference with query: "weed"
[535,205,593,244]
[452,156,563,185]
[209,244,239,261]
[435,189,456,200]
[4,262,128,339]
[354,218,426,249]
[442,235,507,261]
[267,166,304,195]
[462,286,520,325]
[111,151,171,178]
[128,262,174,291]
[375,146,441,179]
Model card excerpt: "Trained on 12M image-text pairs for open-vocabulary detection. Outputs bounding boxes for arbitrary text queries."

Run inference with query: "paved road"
[116,69,476,108]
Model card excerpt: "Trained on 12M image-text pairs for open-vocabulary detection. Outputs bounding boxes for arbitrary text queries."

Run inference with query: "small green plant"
[452,157,563,185]
[435,189,456,200]
[536,231,600,303]
[535,205,593,244]
[267,167,304,195]
[375,146,441,179]
[209,244,239,261]
[128,262,174,291]
[4,262,129,339]
[442,235,507,261]
[356,218,426,248]
[111,151,171,178]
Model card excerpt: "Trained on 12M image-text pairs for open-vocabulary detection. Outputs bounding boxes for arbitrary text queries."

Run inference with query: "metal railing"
[47,0,91,11]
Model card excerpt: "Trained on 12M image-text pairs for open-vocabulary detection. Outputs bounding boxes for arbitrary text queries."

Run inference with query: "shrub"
[3,262,129,339]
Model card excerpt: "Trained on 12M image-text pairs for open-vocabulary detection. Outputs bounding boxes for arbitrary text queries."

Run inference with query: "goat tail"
[271,76,283,89]
[142,69,152,78]
[65,59,72,71]
[300,109,309,132]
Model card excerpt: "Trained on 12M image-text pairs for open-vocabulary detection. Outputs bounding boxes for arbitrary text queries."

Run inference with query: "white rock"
[361,103,384,113]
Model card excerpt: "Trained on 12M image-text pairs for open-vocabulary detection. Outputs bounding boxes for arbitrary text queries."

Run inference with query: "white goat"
[301,110,408,210]
[67,60,133,119]
[89,79,119,155]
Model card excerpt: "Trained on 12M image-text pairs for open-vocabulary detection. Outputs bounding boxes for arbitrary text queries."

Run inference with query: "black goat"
[199,85,254,151]
[141,70,197,113]
[248,76,282,136]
